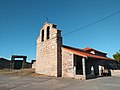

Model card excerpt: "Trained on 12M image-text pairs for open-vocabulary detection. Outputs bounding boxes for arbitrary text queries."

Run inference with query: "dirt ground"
[0,68,44,77]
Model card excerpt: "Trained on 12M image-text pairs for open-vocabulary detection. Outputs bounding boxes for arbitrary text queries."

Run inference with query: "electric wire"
[63,10,120,36]
[12,10,120,53]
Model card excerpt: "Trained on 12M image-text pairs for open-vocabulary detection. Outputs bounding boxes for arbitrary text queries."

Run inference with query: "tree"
[113,50,120,63]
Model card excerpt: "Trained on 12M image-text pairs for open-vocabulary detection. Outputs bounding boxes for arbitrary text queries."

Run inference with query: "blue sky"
[0,0,120,62]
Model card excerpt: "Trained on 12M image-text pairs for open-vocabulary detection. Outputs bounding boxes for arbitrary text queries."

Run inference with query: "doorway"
[74,55,83,75]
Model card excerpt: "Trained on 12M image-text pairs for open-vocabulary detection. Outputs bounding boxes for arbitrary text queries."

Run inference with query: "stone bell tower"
[36,22,62,77]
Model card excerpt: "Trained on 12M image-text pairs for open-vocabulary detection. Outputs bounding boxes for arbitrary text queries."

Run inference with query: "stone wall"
[111,70,120,77]
[0,58,11,69]
[36,22,62,77]
[11,60,32,69]
[32,61,36,69]
[25,62,32,68]
[62,48,74,78]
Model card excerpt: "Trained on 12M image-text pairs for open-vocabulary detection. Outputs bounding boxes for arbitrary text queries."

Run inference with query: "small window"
[41,30,44,42]
[47,26,50,39]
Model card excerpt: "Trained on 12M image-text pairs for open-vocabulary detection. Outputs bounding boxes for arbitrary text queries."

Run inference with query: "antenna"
[46,17,48,23]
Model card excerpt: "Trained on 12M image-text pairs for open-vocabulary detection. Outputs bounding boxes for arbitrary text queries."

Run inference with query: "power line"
[12,10,120,53]
[63,10,120,36]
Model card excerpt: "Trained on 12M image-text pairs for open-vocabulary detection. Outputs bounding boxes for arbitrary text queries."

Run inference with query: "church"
[35,22,115,80]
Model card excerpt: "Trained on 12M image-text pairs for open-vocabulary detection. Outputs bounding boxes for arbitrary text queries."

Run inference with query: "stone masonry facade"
[62,48,74,78]
[36,22,62,77]
[36,22,115,80]
[36,22,86,79]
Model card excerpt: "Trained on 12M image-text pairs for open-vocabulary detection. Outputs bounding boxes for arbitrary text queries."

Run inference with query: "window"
[41,30,44,42]
[47,26,50,39]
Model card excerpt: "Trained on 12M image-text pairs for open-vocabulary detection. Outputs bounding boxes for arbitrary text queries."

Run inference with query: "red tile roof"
[62,45,114,61]
[83,47,107,54]
[83,47,92,51]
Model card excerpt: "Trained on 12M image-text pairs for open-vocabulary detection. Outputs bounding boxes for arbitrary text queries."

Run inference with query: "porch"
[73,55,111,80]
